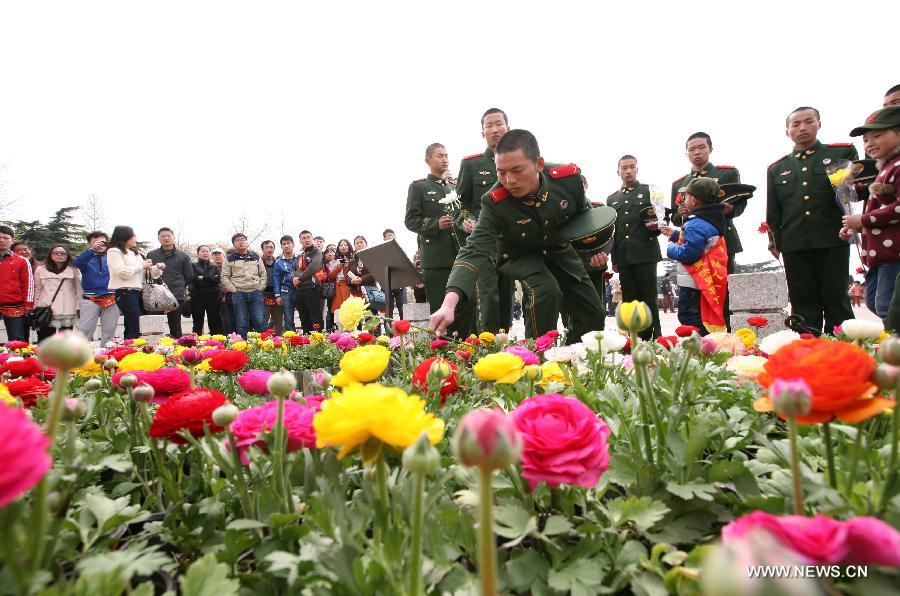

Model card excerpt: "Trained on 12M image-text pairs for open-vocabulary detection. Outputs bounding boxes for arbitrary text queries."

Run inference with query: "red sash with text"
[684,237,728,333]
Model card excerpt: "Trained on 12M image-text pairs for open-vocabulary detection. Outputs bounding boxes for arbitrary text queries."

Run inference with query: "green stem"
[822,422,837,490]
[788,417,804,514]
[846,423,865,497]
[271,394,290,513]
[880,394,900,511]
[226,428,256,520]
[637,360,666,465]
[140,403,180,507]
[28,368,70,573]
[477,468,498,596]
[408,471,425,596]
[631,349,654,466]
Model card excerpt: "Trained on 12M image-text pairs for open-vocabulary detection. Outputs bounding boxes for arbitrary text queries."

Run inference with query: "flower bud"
[62,397,86,421]
[267,369,297,398]
[452,408,522,471]
[402,432,441,476]
[681,333,701,355]
[84,378,102,392]
[770,378,812,418]
[700,337,719,356]
[429,359,452,379]
[94,354,108,365]
[631,343,654,366]
[314,369,332,387]
[523,364,542,381]
[212,403,239,426]
[880,336,900,366]
[37,331,92,370]
[103,357,119,370]
[181,348,203,365]
[131,383,155,402]
[494,332,509,346]
[872,363,900,391]
[615,300,653,333]
[118,373,138,388]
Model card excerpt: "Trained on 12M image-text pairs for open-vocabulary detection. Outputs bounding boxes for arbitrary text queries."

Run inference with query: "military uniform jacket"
[607,181,662,267]
[766,141,859,253]
[671,164,745,254]
[446,164,590,301]
[456,148,498,220]
[405,174,461,269]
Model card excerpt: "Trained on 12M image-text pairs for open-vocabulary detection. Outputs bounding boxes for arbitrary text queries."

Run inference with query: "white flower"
[581,330,628,354]
[759,330,801,355]
[840,318,884,341]
[544,344,587,364]
[438,191,461,207]
[725,355,768,381]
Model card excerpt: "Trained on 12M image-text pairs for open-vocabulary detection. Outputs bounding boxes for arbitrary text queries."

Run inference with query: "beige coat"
[106,247,146,290]
[34,266,83,316]
[222,254,267,293]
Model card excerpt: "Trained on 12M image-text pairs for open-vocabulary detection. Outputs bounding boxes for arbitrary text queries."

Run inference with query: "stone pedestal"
[403,302,431,325]
[728,272,789,336]
[140,315,168,335]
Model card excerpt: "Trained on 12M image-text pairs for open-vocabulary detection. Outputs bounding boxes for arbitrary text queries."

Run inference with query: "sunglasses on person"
[51,250,68,256]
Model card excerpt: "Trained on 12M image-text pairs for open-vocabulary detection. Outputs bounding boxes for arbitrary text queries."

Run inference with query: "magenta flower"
[202,340,224,349]
[533,334,555,353]
[335,334,357,351]
[177,336,197,347]
[511,394,610,489]
[452,408,522,471]
[430,339,449,350]
[236,369,273,395]
[0,402,52,508]
[228,398,322,464]
[503,345,540,366]
[112,368,190,403]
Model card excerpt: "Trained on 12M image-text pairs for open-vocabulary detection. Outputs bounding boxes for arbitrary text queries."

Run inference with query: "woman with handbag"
[32,245,82,341]
[107,225,154,339]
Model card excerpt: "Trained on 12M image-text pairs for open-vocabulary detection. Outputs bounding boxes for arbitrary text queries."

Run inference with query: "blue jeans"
[280,291,296,331]
[865,262,900,320]
[677,286,707,336]
[232,290,264,338]
[115,288,143,339]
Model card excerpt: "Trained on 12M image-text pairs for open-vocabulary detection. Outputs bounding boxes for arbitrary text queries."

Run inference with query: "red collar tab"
[549,163,580,179]
[489,187,510,203]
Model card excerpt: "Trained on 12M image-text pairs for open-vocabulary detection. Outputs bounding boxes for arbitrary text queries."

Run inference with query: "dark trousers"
[221,293,235,335]
[37,325,72,342]
[677,286,706,335]
[192,293,222,335]
[588,269,607,331]
[295,287,324,332]
[115,288,143,339]
[389,288,405,320]
[782,245,854,335]
[618,262,662,339]
[498,272,515,332]
[886,271,900,332]
[519,259,604,343]
[3,316,27,343]
[661,292,674,313]
[423,267,475,336]
[166,301,184,338]
[325,297,335,331]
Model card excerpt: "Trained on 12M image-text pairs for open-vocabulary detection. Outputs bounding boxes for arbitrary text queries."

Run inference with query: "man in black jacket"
[147,227,194,337]
[189,245,222,334]
[292,230,324,332]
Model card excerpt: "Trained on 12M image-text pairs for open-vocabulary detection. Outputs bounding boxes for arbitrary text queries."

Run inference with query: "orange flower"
[755,338,892,424]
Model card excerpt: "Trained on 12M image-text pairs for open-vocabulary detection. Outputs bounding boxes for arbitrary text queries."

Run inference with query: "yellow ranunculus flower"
[616,300,653,333]
[158,337,174,346]
[876,331,891,344]
[261,339,275,350]
[199,345,216,352]
[376,334,390,345]
[339,345,391,383]
[211,334,226,342]
[339,296,369,330]
[72,360,103,377]
[523,364,542,381]
[195,358,213,373]
[116,352,166,372]
[309,332,324,344]
[478,332,495,345]
[827,167,850,186]
[247,331,260,339]
[282,330,297,338]
[734,327,757,349]
[0,384,16,406]
[197,335,210,341]
[539,362,569,388]
[331,370,356,387]
[473,352,525,384]
[232,341,248,351]
[313,383,445,461]
[131,338,148,347]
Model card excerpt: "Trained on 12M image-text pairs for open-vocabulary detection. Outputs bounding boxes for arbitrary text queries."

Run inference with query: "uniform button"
[802,181,808,186]
[624,201,629,205]
[502,253,508,259]
[521,233,526,238]
[804,195,810,200]
[728,226,732,230]
[625,235,630,239]
[425,239,431,243]
[542,250,547,255]
[802,167,808,172]
[543,235,548,240]
[481,181,487,186]
[805,211,811,216]
[624,212,629,215]
[544,221,549,227]
[536,203,542,208]
[782,181,787,184]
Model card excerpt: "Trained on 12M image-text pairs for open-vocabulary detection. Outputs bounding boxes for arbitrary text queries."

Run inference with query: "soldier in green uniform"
[456,108,516,332]
[405,143,475,335]
[671,132,745,329]
[429,130,606,342]
[766,106,856,334]
[608,155,662,339]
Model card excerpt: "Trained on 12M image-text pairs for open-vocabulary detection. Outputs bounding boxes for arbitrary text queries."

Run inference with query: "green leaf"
[548,559,607,595]
[665,481,717,502]
[606,496,670,532]
[180,553,239,596]
[493,503,538,547]
[76,544,169,580]
[504,549,550,592]
[225,518,267,531]
[542,515,573,536]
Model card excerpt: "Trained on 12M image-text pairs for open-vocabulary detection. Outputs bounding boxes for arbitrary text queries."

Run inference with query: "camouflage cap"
[682,177,720,204]
[850,106,900,137]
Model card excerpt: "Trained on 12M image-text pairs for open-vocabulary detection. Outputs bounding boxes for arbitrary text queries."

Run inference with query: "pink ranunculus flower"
[237,369,273,395]
[0,402,52,507]
[503,345,540,366]
[722,511,900,567]
[227,398,322,464]
[335,334,357,351]
[112,368,191,403]
[453,408,522,470]
[511,393,611,490]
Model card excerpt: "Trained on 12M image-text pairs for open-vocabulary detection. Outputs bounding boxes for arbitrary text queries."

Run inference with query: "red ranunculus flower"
[455,349,472,361]
[148,388,228,442]
[675,325,699,337]
[259,329,275,340]
[287,335,309,346]
[105,347,137,362]
[357,332,375,344]
[5,377,53,408]
[208,350,249,373]
[412,357,459,405]
[799,333,814,340]
[657,335,679,349]
[112,368,191,403]
[430,339,449,350]
[393,320,411,334]
[5,341,30,350]
[757,221,770,234]
[0,358,47,379]
[747,316,769,328]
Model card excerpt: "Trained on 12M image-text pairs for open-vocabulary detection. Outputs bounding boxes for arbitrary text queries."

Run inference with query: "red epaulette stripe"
[591,201,605,207]
[463,153,484,160]
[489,187,510,203]
[548,163,580,179]
[828,143,853,147]
[768,155,788,169]
[413,178,426,182]
[717,164,735,169]
[672,175,687,186]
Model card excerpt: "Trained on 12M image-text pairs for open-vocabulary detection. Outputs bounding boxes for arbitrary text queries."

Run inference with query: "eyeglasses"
[51,251,68,256]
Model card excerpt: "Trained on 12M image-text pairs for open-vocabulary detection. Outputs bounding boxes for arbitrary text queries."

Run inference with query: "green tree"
[3,206,86,259]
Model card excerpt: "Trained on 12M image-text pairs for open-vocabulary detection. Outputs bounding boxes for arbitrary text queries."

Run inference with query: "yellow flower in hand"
[340,345,391,383]
[314,383,444,462]
[473,352,525,384]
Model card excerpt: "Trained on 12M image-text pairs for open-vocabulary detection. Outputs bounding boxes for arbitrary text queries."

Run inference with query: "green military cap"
[852,159,878,184]
[681,177,720,204]
[850,106,900,136]
[560,205,617,253]
[719,183,757,205]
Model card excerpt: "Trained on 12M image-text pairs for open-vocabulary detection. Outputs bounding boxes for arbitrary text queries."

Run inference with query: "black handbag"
[321,280,336,299]
[28,279,65,329]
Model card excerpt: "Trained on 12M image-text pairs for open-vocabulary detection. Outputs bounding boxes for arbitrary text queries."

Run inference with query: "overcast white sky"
[0,0,893,274]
